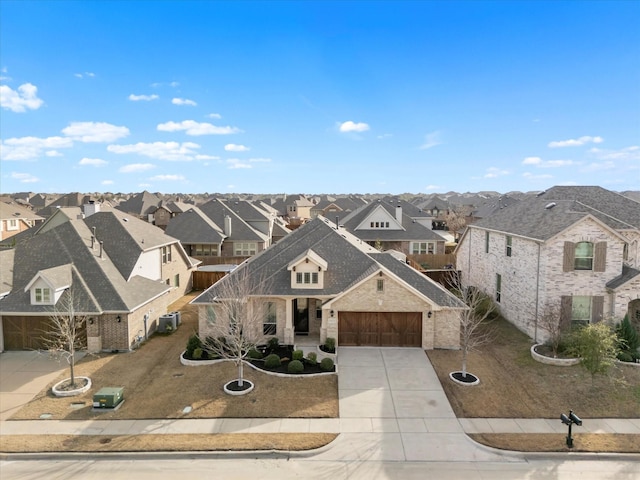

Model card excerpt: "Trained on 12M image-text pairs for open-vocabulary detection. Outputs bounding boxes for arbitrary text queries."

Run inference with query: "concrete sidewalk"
[1,348,638,462]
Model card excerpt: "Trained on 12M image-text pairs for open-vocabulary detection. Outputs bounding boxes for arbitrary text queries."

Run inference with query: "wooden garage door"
[338,312,422,347]
[2,316,85,350]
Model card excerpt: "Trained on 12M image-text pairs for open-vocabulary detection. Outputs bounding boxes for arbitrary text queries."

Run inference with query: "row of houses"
[1,185,638,353]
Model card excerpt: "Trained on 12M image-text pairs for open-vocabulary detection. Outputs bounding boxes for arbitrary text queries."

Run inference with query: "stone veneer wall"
[160,244,195,304]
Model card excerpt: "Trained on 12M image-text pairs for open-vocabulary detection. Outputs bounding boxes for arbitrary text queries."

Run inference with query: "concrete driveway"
[0,351,72,421]
[324,347,518,462]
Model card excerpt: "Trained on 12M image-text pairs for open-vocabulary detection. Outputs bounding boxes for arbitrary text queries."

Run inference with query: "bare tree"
[537,300,566,356]
[443,205,472,241]
[43,289,88,388]
[201,267,269,389]
[450,275,497,379]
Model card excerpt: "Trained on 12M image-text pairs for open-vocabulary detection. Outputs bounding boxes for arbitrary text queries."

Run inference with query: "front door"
[293,298,309,335]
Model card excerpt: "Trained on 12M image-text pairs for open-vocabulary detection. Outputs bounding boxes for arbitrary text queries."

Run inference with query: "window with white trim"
[161,246,172,264]
[411,242,435,254]
[495,274,502,303]
[574,242,594,270]
[35,287,51,304]
[234,242,257,256]
[506,236,512,257]
[7,219,19,231]
[376,279,384,292]
[264,302,277,335]
[571,296,591,325]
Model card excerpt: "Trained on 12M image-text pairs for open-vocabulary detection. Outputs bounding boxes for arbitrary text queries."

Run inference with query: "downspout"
[534,242,541,343]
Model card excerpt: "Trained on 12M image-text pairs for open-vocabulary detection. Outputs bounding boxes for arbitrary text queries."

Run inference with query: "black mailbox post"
[560,410,582,448]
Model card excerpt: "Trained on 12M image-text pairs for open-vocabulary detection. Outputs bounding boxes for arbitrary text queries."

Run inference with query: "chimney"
[84,200,100,217]
[224,215,232,236]
[395,204,402,224]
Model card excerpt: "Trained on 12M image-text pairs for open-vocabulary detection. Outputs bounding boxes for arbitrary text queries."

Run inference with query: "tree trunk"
[461,347,468,378]
[69,343,76,387]
[237,361,244,387]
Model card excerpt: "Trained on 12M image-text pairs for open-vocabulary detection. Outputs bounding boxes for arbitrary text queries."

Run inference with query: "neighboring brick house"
[0,202,44,242]
[339,199,447,257]
[456,186,640,343]
[0,203,199,352]
[192,216,466,350]
[151,200,193,230]
[115,190,162,222]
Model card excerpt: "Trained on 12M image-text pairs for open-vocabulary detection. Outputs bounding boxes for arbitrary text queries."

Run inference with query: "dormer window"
[35,288,51,303]
[288,249,327,289]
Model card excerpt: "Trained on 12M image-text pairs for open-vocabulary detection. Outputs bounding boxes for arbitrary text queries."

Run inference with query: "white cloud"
[483,167,510,178]
[108,141,201,161]
[581,161,616,172]
[150,81,180,88]
[377,133,393,139]
[101,180,114,185]
[548,136,603,148]
[522,156,542,165]
[207,113,222,119]
[0,83,44,112]
[224,144,250,152]
[157,120,241,136]
[149,174,186,181]
[119,163,155,173]
[62,121,130,143]
[0,67,11,82]
[11,172,39,183]
[339,121,370,133]
[139,183,152,188]
[172,97,197,106]
[227,159,252,169]
[521,156,577,168]
[419,131,442,150]
[45,150,64,157]
[589,145,640,161]
[74,72,95,79]
[128,93,159,101]
[424,185,442,191]
[1,136,73,161]
[249,157,271,163]
[79,157,108,167]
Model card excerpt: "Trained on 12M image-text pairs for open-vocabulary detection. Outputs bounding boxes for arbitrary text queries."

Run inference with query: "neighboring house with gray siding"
[456,186,640,342]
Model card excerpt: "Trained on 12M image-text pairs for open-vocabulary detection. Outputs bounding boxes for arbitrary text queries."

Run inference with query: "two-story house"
[456,186,640,342]
[192,216,466,350]
[0,202,44,243]
[0,203,199,352]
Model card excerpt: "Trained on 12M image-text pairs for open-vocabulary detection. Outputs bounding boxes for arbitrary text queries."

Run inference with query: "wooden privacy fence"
[407,253,456,270]
[192,271,227,290]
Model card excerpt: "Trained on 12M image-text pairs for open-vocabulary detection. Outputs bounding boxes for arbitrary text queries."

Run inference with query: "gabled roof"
[0,249,14,296]
[341,200,445,242]
[115,191,162,216]
[165,207,226,244]
[468,186,640,241]
[192,217,464,309]
[24,264,72,292]
[199,199,267,243]
[0,201,44,222]
[287,249,328,271]
[0,220,171,315]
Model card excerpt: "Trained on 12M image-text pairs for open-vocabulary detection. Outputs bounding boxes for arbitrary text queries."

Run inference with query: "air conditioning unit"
[158,313,177,333]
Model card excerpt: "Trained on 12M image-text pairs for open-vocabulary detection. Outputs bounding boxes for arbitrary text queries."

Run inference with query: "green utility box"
[93,387,124,409]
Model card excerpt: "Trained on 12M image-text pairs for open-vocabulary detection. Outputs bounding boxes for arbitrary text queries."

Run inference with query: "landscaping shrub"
[264,353,281,369]
[306,351,317,364]
[266,337,280,353]
[247,348,263,360]
[185,334,202,358]
[292,349,304,361]
[617,351,634,363]
[324,337,336,353]
[287,359,304,373]
[193,347,203,360]
[616,314,639,362]
[320,357,334,372]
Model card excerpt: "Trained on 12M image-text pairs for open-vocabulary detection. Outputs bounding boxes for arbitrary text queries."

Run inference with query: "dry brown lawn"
[469,433,640,454]
[10,293,338,422]
[427,317,640,418]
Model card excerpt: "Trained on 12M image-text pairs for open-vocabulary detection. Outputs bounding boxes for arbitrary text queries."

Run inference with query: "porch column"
[284,298,294,344]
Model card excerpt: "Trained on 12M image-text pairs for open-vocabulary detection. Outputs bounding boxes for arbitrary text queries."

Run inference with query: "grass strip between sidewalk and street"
[469,433,640,454]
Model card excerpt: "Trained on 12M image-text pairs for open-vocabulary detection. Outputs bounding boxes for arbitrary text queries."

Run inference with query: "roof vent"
[545,202,556,210]
[536,190,546,197]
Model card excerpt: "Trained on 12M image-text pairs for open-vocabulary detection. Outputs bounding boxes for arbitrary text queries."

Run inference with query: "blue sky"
[1,1,639,195]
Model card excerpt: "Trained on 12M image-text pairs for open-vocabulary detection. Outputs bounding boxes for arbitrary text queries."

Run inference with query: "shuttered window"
[563,241,607,272]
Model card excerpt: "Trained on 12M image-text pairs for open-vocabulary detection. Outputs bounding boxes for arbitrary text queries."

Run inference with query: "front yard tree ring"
[449,371,480,386]
[223,379,254,396]
[52,376,92,397]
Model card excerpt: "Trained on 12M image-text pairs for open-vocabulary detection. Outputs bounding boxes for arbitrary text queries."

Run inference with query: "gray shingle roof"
[470,186,640,240]
[606,265,640,290]
[199,199,266,242]
[165,207,225,244]
[192,217,464,309]
[0,219,170,315]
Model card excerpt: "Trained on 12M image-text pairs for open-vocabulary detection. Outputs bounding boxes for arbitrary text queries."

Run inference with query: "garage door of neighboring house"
[338,312,422,347]
[2,316,86,350]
